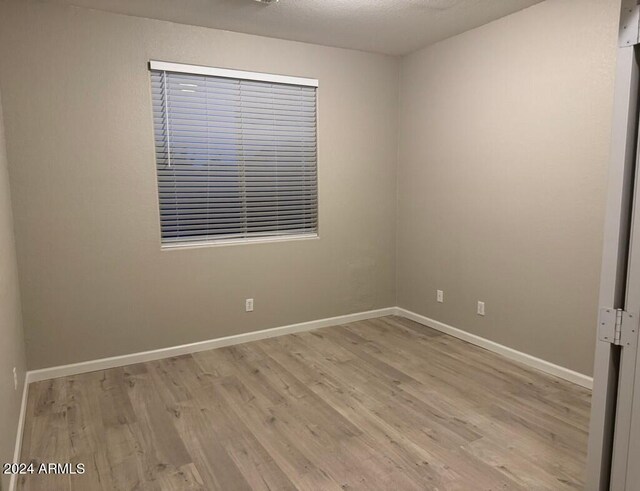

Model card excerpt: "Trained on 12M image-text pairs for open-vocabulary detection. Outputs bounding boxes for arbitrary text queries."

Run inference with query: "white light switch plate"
[477,301,485,316]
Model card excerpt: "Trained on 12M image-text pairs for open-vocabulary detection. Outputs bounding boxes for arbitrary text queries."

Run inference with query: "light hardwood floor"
[18,316,591,490]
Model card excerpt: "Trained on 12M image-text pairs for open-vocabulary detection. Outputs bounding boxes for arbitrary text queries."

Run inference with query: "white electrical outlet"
[477,301,485,316]
[437,290,444,303]
[13,367,18,391]
[245,298,254,312]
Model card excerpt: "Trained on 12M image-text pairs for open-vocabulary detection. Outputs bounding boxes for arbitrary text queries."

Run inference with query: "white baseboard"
[24,305,593,391]
[9,373,29,491]
[26,307,396,383]
[396,307,593,389]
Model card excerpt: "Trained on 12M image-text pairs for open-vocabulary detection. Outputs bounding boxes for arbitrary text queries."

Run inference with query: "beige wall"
[397,0,619,376]
[0,1,399,369]
[0,0,619,378]
[0,90,27,490]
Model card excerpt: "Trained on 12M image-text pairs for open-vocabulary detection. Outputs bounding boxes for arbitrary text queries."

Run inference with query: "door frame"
[587,1,640,489]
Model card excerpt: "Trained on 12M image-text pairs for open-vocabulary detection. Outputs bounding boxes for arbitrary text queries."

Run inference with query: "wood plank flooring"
[17,316,591,490]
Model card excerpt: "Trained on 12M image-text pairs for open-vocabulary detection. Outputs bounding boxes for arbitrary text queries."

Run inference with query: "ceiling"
[49,0,545,55]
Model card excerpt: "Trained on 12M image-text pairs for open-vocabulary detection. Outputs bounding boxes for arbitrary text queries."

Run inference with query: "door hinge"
[598,308,639,348]
[619,0,640,47]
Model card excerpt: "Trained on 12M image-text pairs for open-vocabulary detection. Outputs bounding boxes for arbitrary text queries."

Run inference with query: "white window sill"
[161,233,319,251]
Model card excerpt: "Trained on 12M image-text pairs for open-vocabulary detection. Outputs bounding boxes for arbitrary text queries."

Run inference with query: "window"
[150,61,318,246]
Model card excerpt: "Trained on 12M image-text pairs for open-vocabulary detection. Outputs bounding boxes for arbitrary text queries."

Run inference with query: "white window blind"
[150,62,318,245]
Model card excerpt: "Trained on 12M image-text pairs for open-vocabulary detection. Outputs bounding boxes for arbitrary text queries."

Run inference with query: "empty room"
[1,0,639,489]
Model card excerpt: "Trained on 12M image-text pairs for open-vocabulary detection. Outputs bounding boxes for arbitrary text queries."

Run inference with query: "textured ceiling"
[49,0,545,55]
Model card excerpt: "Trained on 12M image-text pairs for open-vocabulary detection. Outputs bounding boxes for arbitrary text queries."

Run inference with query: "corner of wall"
[0,86,28,491]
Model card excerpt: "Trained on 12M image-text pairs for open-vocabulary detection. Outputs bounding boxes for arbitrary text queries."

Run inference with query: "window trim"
[149,60,320,249]
[160,232,319,251]
[149,60,319,87]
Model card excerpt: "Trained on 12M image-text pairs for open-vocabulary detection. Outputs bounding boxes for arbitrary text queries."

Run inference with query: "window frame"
[149,60,320,249]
